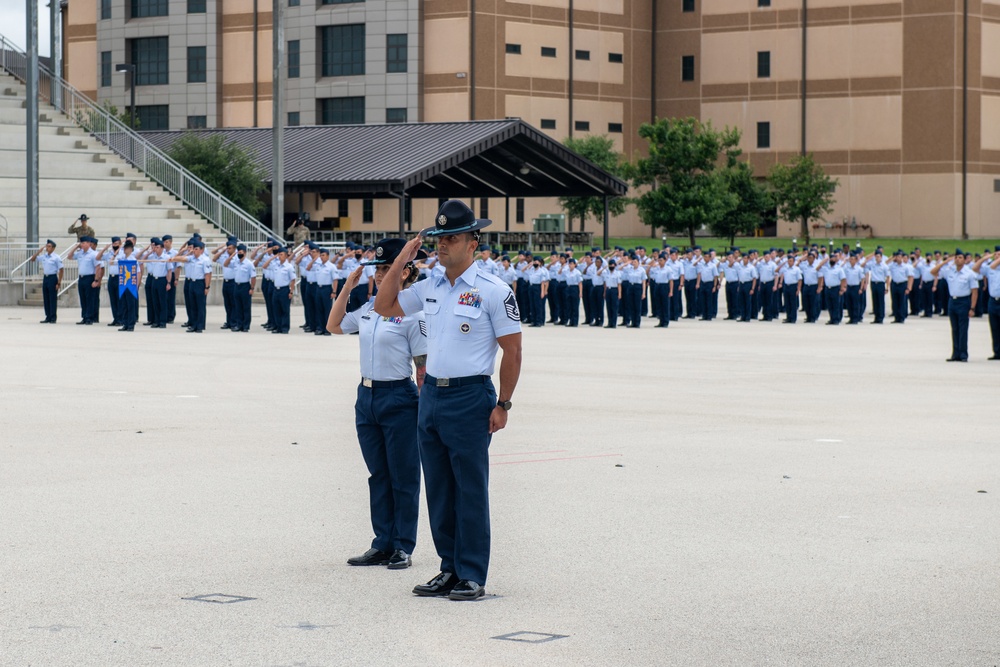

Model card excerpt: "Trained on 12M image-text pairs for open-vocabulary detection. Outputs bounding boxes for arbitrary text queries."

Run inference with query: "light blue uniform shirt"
[866,258,889,282]
[564,267,582,286]
[780,264,803,284]
[820,264,846,286]
[984,264,1000,298]
[665,260,682,281]
[498,266,516,286]
[697,262,718,282]
[722,262,739,283]
[74,247,98,275]
[101,248,119,276]
[145,250,168,278]
[682,259,699,280]
[398,264,521,378]
[341,299,428,381]
[650,264,671,284]
[527,266,549,285]
[312,260,337,286]
[918,260,935,281]
[299,255,316,283]
[587,263,605,286]
[756,260,776,282]
[272,260,296,288]
[736,263,758,283]
[800,260,819,285]
[844,263,865,286]
[184,254,213,280]
[602,268,623,288]
[36,251,64,275]
[234,257,256,284]
[940,264,978,297]
[220,250,238,279]
[888,262,912,283]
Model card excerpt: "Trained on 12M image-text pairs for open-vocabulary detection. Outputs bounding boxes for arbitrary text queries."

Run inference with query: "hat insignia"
[437,214,447,226]
[376,246,383,257]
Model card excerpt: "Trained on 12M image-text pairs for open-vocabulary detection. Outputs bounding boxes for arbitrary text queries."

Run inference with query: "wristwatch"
[497,399,512,411]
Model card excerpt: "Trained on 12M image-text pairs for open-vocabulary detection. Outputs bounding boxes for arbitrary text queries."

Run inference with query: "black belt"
[186,277,206,282]
[224,279,234,283]
[425,374,488,388]
[361,377,412,389]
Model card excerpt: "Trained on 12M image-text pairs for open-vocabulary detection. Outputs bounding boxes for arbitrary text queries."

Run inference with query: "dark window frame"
[575,49,590,61]
[320,24,365,78]
[681,55,695,82]
[683,0,695,12]
[135,104,169,131]
[516,198,525,224]
[386,34,408,73]
[100,0,112,20]
[320,96,365,125]
[608,52,623,64]
[100,51,112,87]
[362,199,374,223]
[187,46,207,84]
[130,0,168,19]
[540,118,556,130]
[187,0,206,13]
[608,122,623,133]
[131,37,169,86]
[479,198,489,220]
[757,121,771,149]
[187,115,206,129]
[574,120,590,132]
[288,40,300,78]
[287,111,300,126]
[338,199,349,218]
[757,50,771,78]
[386,108,407,123]
[505,43,521,55]
[541,46,557,58]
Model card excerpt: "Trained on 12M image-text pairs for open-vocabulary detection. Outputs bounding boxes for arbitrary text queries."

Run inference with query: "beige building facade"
[62,0,1000,238]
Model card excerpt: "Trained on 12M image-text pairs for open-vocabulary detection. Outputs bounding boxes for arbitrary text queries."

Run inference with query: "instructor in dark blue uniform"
[375,200,522,602]
[329,238,428,571]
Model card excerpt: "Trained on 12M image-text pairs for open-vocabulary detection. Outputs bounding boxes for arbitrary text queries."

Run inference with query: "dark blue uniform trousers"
[783,285,799,323]
[988,296,1000,357]
[119,290,138,329]
[581,279,593,323]
[825,287,843,324]
[590,284,605,325]
[234,282,252,331]
[356,380,421,555]
[655,282,671,326]
[684,279,698,318]
[564,285,580,326]
[222,279,236,328]
[42,274,58,322]
[189,278,208,331]
[921,279,935,317]
[166,272,177,323]
[870,282,886,322]
[759,280,775,320]
[314,284,333,332]
[697,283,714,320]
[725,282,739,319]
[739,282,754,321]
[301,281,314,329]
[418,377,496,585]
[107,274,120,323]
[78,274,95,322]
[605,287,620,327]
[262,277,275,326]
[671,279,682,321]
[271,285,290,332]
[949,295,972,361]
[517,278,530,323]
[890,282,909,322]
[803,284,820,322]
[150,276,167,326]
[529,284,544,326]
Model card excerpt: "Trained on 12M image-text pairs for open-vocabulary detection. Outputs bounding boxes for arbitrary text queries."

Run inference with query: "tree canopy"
[768,153,838,244]
[558,135,628,231]
[629,117,742,248]
[167,133,267,218]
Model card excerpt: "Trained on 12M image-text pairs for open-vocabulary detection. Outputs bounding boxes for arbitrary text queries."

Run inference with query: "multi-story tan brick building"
[61,0,1000,238]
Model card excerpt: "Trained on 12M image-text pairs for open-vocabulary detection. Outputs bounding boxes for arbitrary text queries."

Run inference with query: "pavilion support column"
[397,193,406,236]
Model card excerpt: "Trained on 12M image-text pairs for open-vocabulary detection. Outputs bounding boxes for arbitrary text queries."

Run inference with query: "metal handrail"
[0,33,276,245]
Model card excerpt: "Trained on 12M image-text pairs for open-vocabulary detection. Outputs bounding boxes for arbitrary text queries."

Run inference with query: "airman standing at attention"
[736,254,758,323]
[70,236,100,325]
[563,258,583,327]
[931,249,979,362]
[310,248,338,336]
[602,259,623,329]
[213,238,239,330]
[162,235,178,324]
[722,251,740,320]
[171,240,212,333]
[775,254,803,323]
[888,251,915,323]
[231,244,257,333]
[649,253,673,327]
[818,250,847,325]
[265,246,296,334]
[843,252,867,324]
[30,240,63,324]
[526,256,549,328]
[587,255,605,326]
[695,254,719,322]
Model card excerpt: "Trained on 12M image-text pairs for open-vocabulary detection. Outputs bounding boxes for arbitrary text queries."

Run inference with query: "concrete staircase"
[0,72,215,249]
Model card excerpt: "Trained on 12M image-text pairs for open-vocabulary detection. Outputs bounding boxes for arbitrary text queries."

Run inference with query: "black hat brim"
[420,218,493,238]
[362,249,428,265]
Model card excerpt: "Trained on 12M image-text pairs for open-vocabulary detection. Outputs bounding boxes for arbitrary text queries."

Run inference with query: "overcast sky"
[0,0,53,56]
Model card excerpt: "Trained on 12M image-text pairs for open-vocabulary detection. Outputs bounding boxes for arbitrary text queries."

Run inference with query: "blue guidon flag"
[119,259,139,298]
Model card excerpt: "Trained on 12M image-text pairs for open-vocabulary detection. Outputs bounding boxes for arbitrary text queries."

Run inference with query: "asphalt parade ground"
[1,305,998,667]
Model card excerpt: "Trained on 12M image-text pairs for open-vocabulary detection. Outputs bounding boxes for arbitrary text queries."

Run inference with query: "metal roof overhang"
[141,119,628,201]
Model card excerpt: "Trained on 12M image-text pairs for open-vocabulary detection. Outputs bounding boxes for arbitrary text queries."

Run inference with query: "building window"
[681,55,695,81]
[505,43,521,54]
[100,0,112,20]
[757,51,771,78]
[135,104,169,130]
[540,119,556,130]
[575,50,590,60]
[289,0,300,5]
[187,115,206,129]
[541,46,557,58]
[386,34,407,73]
[130,0,168,18]
[758,0,771,6]
[100,51,112,87]
[608,122,623,133]
[683,0,695,12]
[757,122,771,149]
[574,120,590,132]
[131,37,169,86]
[320,97,365,124]
[288,40,300,78]
[516,198,525,224]
[321,24,365,77]
[187,46,206,83]
[480,198,489,220]
[608,52,623,64]
[187,0,206,13]
[363,199,373,223]
[386,108,407,123]
[338,199,349,218]
[288,111,300,126]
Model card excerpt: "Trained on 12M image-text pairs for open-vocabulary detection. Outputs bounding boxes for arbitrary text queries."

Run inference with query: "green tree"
[167,133,267,217]
[768,153,838,244]
[558,135,628,232]
[629,117,741,248]
[710,160,774,247]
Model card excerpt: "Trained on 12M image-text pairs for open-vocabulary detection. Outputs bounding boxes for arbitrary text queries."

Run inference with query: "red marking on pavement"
[491,453,623,466]
[490,450,568,457]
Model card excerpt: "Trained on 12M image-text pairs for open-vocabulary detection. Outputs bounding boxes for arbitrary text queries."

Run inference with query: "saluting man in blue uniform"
[29,240,63,323]
[329,238,428,571]
[931,249,979,362]
[374,200,522,602]
[971,247,1000,360]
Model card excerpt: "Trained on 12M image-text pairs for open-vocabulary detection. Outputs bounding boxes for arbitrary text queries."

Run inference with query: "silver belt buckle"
[435,377,450,387]
[362,378,373,388]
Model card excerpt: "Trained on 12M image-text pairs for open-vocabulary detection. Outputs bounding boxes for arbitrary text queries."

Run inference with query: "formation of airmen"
[28,231,1000,361]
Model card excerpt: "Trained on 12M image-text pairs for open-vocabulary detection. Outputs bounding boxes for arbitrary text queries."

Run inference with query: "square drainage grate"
[182,593,257,604]
[491,631,568,644]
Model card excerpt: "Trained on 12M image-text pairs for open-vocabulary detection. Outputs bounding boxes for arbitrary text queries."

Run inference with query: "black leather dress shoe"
[448,580,485,601]
[347,548,390,566]
[413,571,457,597]
[387,550,411,569]
[989,355,1000,361]
[946,357,959,362]
[108,321,120,327]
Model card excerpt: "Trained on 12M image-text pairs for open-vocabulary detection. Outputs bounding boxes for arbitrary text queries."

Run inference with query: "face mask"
[238,253,246,260]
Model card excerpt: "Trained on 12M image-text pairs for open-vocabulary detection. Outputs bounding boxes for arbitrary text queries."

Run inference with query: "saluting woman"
[327,238,428,570]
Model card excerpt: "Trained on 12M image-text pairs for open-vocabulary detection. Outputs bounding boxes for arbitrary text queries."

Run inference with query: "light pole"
[114,63,136,129]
